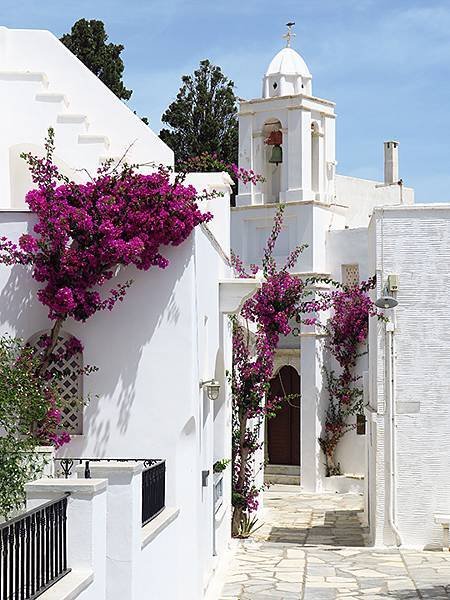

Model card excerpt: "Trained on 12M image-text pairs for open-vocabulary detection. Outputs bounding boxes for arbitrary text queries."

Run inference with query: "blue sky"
[2,0,450,202]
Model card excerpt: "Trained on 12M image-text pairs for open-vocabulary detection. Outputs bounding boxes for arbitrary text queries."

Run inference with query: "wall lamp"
[375,295,398,309]
[200,379,221,401]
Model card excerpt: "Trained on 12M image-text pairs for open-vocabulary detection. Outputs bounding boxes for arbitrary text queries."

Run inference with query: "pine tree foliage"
[160,60,238,165]
[60,19,132,101]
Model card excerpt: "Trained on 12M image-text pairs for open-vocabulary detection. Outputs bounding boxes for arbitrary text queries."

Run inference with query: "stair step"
[35,92,69,107]
[0,71,48,86]
[264,473,301,485]
[57,113,88,126]
[265,464,300,476]
[78,134,110,149]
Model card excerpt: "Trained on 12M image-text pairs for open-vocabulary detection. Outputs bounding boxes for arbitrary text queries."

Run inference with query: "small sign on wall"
[356,413,366,435]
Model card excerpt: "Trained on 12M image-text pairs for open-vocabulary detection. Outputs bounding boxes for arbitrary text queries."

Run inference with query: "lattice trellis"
[29,331,83,434]
[342,264,360,288]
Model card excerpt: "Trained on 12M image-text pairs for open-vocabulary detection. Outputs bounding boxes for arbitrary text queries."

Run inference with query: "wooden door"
[267,366,300,465]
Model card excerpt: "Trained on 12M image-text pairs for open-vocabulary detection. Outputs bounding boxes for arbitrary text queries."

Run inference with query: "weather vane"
[283,22,296,48]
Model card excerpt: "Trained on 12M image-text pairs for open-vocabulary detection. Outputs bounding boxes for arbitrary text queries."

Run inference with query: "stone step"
[264,473,301,485]
[265,464,300,476]
[0,71,48,86]
[57,113,89,127]
[35,92,69,107]
[78,134,110,149]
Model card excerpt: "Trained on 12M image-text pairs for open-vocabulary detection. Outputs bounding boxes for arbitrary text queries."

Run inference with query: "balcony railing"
[54,458,166,526]
[0,495,70,600]
[142,461,165,526]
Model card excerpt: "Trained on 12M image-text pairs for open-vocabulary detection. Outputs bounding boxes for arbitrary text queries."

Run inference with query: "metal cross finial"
[283,22,296,47]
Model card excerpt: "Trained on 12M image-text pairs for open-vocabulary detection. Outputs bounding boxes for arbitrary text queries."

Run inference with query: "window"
[342,264,359,288]
[28,330,83,434]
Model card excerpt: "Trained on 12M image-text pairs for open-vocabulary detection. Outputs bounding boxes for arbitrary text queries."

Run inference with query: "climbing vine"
[230,204,321,536]
[319,279,381,476]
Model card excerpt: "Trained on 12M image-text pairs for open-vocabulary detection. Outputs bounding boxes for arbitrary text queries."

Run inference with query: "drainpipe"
[385,320,402,546]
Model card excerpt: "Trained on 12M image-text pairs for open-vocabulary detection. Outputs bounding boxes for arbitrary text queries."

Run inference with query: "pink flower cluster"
[34,389,71,449]
[319,278,380,475]
[1,135,212,323]
[327,281,378,372]
[230,164,264,186]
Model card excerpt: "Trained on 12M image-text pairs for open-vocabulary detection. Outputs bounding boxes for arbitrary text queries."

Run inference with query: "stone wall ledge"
[141,507,180,550]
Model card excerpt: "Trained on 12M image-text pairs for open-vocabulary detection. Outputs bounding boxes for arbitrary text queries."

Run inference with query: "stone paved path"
[218,485,450,599]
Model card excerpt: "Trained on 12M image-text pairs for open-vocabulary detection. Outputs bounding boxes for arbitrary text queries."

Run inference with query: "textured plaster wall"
[369,205,450,548]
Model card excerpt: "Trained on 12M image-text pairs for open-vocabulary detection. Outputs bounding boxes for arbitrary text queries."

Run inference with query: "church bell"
[268,144,283,165]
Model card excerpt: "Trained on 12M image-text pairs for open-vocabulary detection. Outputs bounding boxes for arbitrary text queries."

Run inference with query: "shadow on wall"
[70,238,193,457]
[0,215,50,337]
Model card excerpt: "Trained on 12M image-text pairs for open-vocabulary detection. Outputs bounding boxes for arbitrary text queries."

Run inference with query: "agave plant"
[237,513,264,539]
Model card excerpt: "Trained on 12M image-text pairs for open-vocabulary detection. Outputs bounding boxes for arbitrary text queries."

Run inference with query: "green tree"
[60,19,132,101]
[160,60,238,165]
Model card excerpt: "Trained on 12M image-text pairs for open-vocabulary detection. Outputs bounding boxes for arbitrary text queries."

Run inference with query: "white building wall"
[0,178,232,597]
[336,175,414,229]
[326,227,370,478]
[0,26,173,209]
[369,205,450,548]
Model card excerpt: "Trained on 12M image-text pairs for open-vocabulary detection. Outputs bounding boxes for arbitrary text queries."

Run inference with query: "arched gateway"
[267,365,300,466]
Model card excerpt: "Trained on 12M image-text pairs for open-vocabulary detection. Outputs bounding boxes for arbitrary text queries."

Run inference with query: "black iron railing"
[0,495,70,600]
[54,458,166,527]
[53,457,159,479]
[142,461,165,526]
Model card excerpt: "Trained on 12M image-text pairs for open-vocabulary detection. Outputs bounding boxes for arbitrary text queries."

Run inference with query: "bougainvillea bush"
[0,129,215,445]
[230,203,382,532]
[230,204,318,536]
[319,279,381,476]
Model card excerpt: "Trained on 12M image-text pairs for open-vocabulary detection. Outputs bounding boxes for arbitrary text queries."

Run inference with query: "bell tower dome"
[263,47,312,98]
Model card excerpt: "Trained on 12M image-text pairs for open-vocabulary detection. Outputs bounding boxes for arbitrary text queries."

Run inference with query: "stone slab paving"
[218,486,450,599]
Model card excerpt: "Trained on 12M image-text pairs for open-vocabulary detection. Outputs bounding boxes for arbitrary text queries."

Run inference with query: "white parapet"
[75,461,144,600]
[25,477,108,600]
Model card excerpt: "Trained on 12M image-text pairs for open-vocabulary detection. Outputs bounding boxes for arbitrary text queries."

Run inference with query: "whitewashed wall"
[369,205,450,548]
[0,176,233,597]
[336,175,414,229]
[0,26,173,209]
[326,228,369,477]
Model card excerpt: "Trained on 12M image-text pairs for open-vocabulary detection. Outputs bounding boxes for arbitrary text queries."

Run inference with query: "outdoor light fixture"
[375,295,398,309]
[200,379,221,401]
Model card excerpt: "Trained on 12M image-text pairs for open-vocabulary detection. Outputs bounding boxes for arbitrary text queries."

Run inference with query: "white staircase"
[264,464,301,486]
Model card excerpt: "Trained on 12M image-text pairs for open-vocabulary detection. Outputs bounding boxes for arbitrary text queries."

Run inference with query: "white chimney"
[384,141,399,185]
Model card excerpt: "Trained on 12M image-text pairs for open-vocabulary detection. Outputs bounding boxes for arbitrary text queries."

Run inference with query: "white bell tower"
[236,24,336,207]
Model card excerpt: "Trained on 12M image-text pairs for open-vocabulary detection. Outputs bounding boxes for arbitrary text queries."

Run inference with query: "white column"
[324,116,336,203]
[300,319,327,492]
[76,461,144,600]
[25,478,108,599]
[252,131,264,205]
[236,110,254,207]
[286,108,314,202]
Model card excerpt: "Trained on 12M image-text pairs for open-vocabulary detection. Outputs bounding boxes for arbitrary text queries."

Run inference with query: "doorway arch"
[267,365,300,466]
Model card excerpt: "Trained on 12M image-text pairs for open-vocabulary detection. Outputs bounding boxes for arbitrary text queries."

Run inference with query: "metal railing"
[0,495,70,600]
[53,457,159,479]
[54,458,166,526]
[142,461,165,526]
